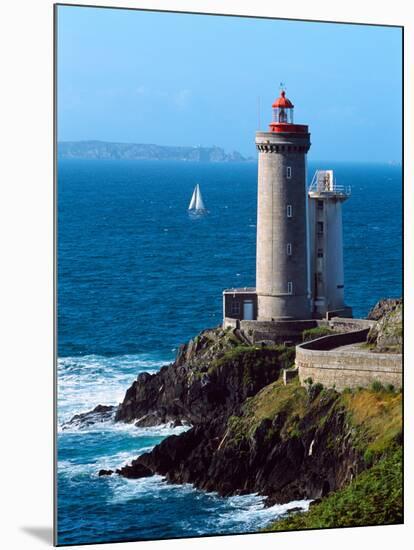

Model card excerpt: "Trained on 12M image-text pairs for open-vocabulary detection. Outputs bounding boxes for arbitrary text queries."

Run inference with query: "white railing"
[309,170,351,197]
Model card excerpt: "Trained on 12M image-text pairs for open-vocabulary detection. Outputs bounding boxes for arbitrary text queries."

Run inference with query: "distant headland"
[57,140,253,162]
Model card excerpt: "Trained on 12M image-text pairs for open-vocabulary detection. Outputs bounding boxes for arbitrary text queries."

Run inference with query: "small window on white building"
[287,205,293,218]
[286,166,292,179]
[317,248,324,258]
[231,301,240,316]
[287,282,293,295]
[287,243,292,256]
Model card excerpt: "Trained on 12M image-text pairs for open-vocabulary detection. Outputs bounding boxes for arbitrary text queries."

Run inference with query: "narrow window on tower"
[287,282,293,295]
[317,221,324,236]
[287,205,293,218]
[286,166,292,179]
[287,243,292,256]
[317,248,324,258]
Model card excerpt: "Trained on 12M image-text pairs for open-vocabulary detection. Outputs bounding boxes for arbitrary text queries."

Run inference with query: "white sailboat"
[188,184,207,215]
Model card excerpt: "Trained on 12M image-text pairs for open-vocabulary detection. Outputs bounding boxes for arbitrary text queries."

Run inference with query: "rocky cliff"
[78,299,402,527]
[115,328,294,427]
[117,377,401,507]
[367,298,402,352]
[111,303,402,512]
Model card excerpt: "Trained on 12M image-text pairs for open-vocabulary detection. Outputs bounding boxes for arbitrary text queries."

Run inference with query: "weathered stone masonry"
[296,330,402,390]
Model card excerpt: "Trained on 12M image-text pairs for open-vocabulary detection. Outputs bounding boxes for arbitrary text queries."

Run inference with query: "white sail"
[195,185,205,210]
[188,186,197,210]
[188,184,207,213]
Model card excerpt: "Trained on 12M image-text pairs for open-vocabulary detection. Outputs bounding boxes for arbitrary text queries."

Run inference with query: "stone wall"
[240,319,317,345]
[328,317,375,333]
[300,329,370,350]
[223,317,239,329]
[296,331,402,390]
[223,316,374,334]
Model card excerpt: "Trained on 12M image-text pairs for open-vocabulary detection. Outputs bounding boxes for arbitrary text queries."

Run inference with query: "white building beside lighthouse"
[308,170,352,318]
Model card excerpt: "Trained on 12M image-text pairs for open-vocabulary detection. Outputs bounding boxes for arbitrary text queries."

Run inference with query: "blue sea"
[57,159,402,545]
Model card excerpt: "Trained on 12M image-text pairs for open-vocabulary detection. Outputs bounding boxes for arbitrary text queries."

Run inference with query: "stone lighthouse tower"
[255,90,311,320]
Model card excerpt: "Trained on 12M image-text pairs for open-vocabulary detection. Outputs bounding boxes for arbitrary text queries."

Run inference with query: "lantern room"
[272,90,294,124]
[268,90,308,134]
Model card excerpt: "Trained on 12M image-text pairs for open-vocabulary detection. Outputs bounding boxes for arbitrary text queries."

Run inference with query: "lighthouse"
[255,90,311,320]
[222,88,352,331]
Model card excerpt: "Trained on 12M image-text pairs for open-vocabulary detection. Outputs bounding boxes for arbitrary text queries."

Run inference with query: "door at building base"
[243,300,254,320]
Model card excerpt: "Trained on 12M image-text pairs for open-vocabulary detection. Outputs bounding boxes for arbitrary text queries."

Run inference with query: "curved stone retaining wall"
[296,330,402,390]
[300,328,370,351]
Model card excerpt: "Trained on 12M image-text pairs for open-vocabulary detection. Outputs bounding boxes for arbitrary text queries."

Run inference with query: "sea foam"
[57,352,170,423]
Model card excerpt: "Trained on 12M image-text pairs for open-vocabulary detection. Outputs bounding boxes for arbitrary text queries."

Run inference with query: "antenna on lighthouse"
[257,96,261,130]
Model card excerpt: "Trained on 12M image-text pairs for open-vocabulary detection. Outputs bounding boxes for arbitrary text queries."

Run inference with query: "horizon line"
[57,140,401,165]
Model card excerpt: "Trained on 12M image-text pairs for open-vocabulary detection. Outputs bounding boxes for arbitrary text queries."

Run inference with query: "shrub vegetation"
[266,446,402,530]
[302,326,335,342]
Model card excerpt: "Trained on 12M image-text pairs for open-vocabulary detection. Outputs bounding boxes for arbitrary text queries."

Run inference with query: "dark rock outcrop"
[115,462,153,479]
[117,383,367,504]
[112,326,382,503]
[62,404,116,430]
[102,308,401,511]
[115,328,294,427]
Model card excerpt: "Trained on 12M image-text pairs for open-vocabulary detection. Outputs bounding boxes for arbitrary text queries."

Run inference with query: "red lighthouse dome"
[269,90,308,134]
[272,90,294,109]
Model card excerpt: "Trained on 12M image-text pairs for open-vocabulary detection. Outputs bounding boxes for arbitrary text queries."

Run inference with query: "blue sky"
[57,6,402,162]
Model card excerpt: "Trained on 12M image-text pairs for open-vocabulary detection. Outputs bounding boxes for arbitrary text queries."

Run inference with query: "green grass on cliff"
[209,344,295,373]
[340,388,402,465]
[265,446,402,531]
[218,349,402,532]
[227,378,310,441]
[259,386,403,532]
[227,377,402,468]
[302,326,336,342]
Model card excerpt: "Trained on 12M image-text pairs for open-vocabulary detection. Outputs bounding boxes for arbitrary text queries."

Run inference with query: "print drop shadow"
[21,526,53,545]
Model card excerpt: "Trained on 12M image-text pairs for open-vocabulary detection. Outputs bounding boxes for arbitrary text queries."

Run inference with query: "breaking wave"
[57,352,171,423]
